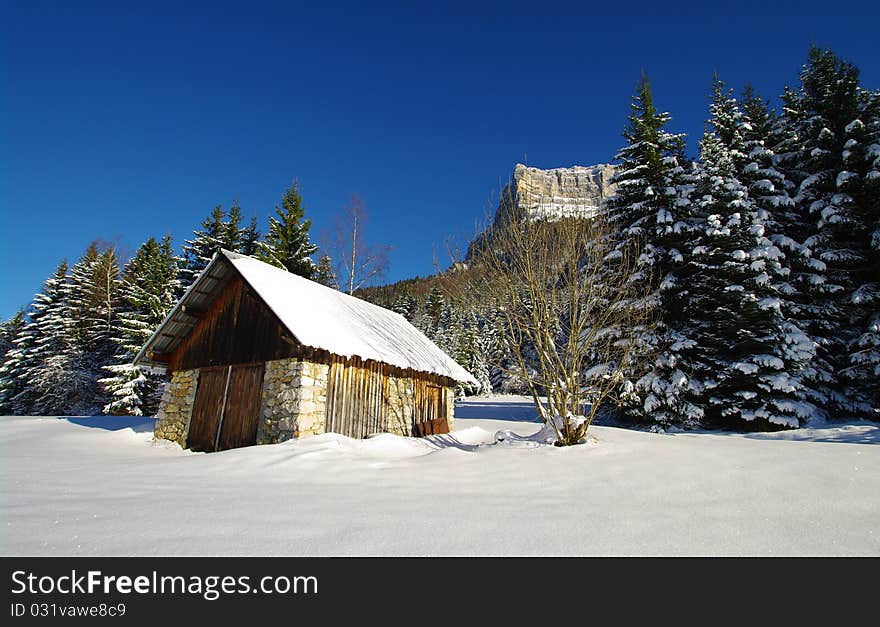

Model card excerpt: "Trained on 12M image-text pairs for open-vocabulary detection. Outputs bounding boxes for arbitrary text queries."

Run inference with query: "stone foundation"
[153,369,199,446]
[256,357,330,444]
[155,359,456,449]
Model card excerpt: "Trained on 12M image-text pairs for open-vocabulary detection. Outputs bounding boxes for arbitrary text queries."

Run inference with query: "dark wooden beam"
[181,306,209,319]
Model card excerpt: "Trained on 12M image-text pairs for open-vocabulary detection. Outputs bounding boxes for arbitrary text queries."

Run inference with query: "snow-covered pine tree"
[180,205,226,290]
[256,181,318,278]
[457,310,495,396]
[0,262,69,414]
[739,85,825,417]
[180,202,261,292]
[224,202,245,251]
[836,88,880,417]
[314,253,338,289]
[64,244,123,413]
[0,310,25,360]
[225,201,262,256]
[391,292,417,319]
[100,235,180,415]
[685,91,813,429]
[603,74,699,427]
[240,214,261,256]
[0,310,26,410]
[778,46,880,418]
[67,243,100,350]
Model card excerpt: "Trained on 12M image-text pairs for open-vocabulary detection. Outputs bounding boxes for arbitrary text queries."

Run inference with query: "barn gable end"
[167,273,298,373]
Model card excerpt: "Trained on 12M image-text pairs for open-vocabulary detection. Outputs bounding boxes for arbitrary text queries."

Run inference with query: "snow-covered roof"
[135,250,476,384]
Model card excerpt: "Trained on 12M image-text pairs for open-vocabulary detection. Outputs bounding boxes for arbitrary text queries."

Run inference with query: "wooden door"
[186,363,264,452]
[187,367,229,452]
[217,364,264,451]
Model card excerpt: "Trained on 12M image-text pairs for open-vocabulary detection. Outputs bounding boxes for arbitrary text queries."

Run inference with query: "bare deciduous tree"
[326,195,391,294]
[444,186,654,446]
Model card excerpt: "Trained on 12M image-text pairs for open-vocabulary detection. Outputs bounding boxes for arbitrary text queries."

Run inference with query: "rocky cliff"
[466,162,617,260]
[498,163,616,222]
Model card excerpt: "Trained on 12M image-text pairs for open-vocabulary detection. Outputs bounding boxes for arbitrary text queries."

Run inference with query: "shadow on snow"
[62,415,156,433]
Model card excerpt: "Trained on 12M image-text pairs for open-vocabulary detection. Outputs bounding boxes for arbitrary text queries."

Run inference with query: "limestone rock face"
[501,163,616,221]
[467,162,616,260]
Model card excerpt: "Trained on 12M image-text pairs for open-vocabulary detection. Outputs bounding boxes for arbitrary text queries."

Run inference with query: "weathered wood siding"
[168,276,297,373]
[187,366,227,452]
[325,355,454,438]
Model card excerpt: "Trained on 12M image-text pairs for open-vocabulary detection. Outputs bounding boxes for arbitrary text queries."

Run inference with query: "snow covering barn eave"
[132,251,303,370]
[135,250,476,386]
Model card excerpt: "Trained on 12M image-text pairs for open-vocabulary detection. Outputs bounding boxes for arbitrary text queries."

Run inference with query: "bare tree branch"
[442,182,656,445]
[326,195,392,294]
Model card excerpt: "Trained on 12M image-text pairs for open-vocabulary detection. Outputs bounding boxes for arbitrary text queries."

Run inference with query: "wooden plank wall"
[325,357,385,438]
[325,355,453,438]
[168,276,297,373]
[412,380,449,436]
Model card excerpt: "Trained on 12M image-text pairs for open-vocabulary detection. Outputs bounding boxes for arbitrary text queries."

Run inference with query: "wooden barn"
[134,250,476,452]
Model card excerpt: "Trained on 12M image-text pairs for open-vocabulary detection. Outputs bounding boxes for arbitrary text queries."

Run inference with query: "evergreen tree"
[180,202,260,291]
[452,310,494,396]
[392,293,417,319]
[240,215,261,256]
[224,201,245,250]
[836,90,880,416]
[684,108,813,428]
[64,244,123,412]
[603,74,699,427]
[740,85,826,415]
[67,243,100,349]
[0,310,25,359]
[256,181,318,277]
[314,253,338,289]
[778,46,880,417]
[68,245,121,356]
[0,261,77,414]
[180,205,226,290]
[100,235,180,415]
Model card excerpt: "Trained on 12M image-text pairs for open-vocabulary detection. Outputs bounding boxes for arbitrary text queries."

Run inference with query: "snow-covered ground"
[2,395,878,556]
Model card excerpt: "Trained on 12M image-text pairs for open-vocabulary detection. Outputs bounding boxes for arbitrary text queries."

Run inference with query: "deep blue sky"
[2,0,878,319]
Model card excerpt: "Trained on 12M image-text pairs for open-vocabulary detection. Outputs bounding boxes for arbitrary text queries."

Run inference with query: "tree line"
[0,184,389,416]
[366,46,879,434]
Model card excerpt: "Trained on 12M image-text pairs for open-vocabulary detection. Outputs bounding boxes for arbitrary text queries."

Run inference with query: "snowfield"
[2,395,878,556]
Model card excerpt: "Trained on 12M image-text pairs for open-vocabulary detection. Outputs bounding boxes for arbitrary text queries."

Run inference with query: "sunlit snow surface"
[2,395,878,556]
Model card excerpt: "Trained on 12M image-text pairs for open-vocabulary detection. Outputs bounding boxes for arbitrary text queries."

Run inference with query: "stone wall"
[256,357,330,444]
[446,389,455,432]
[381,374,456,436]
[153,369,199,446]
[384,373,415,436]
